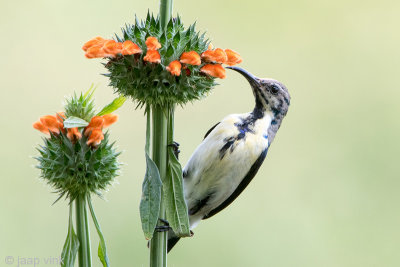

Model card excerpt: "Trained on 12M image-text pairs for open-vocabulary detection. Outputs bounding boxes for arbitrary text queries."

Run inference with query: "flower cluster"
[33,91,121,200]
[82,14,243,108]
[84,35,241,80]
[33,113,118,147]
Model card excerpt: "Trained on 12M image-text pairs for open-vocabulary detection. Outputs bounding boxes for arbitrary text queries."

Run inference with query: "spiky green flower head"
[33,88,124,201]
[83,13,243,109]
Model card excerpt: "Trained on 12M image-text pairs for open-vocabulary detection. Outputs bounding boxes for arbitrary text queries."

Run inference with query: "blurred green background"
[1,0,399,266]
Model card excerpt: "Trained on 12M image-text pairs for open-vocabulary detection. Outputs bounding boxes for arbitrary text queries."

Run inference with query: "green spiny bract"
[64,91,96,121]
[36,132,120,201]
[105,13,217,108]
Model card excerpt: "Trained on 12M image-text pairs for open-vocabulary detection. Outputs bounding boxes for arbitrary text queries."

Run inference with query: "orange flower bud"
[145,37,161,50]
[166,60,182,76]
[102,114,118,128]
[87,128,104,147]
[85,45,110,59]
[102,40,122,55]
[207,43,214,50]
[143,50,161,63]
[40,115,63,134]
[82,36,106,52]
[201,48,227,64]
[180,51,201,65]
[122,40,142,55]
[84,116,104,136]
[200,64,226,79]
[225,49,242,66]
[67,127,82,142]
[33,121,49,134]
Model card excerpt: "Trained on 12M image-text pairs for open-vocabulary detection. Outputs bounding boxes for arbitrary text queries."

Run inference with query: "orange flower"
[102,40,122,55]
[166,61,182,76]
[201,48,227,64]
[122,40,142,55]
[87,128,104,147]
[225,49,242,66]
[67,127,82,142]
[102,114,118,128]
[207,43,214,50]
[180,51,201,65]
[82,36,106,51]
[40,115,64,134]
[33,121,49,134]
[144,50,161,63]
[200,64,226,79]
[85,45,110,59]
[145,37,161,50]
[84,116,104,136]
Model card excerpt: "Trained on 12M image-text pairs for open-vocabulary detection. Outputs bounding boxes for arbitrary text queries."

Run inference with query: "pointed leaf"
[63,116,89,128]
[88,196,110,267]
[61,205,80,267]
[97,96,126,116]
[139,108,162,240]
[164,108,190,237]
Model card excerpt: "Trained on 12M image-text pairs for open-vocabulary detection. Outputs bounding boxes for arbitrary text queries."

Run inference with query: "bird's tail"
[167,234,181,253]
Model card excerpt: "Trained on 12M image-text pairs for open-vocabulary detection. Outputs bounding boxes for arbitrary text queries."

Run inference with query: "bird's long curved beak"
[226,66,259,86]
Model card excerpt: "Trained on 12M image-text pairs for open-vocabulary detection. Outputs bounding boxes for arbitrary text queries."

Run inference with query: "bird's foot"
[155,218,172,232]
[168,141,180,159]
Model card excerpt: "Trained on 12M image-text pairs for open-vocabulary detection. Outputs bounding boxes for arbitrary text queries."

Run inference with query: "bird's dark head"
[227,66,290,118]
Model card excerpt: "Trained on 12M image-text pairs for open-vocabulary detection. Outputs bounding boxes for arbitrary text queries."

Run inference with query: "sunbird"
[168,66,291,251]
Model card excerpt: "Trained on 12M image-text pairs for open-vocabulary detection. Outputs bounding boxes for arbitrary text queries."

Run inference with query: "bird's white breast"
[183,112,272,228]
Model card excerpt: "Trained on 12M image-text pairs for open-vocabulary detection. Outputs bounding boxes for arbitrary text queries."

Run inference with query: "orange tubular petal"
[207,43,214,50]
[40,115,62,134]
[84,116,104,136]
[82,36,106,51]
[180,51,201,65]
[201,48,227,64]
[102,114,118,128]
[225,49,242,66]
[145,37,162,50]
[166,60,182,76]
[85,45,110,58]
[122,40,142,55]
[67,127,82,142]
[200,64,226,79]
[143,50,161,63]
[87,129,104,146]
[33,121,50,134]
[102,40,122,56]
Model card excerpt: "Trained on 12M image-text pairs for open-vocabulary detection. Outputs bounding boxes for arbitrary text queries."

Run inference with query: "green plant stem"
[150,106,169,267]
[159,0,173,27]
[76,195,92,267]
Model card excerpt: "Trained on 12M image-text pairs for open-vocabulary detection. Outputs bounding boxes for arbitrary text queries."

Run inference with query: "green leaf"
[139,108,162,240]
[164,108,191,237]
[63,116,89,128]
[88,196,110,267]
[97,96,126,116]
[83,84,97,100]
[61,205,80,267]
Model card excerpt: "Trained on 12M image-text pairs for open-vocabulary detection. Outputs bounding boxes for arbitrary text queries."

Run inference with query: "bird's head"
[227,66,290,118]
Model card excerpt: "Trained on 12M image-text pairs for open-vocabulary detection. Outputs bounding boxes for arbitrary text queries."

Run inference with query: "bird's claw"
[168,141,180,159]
[155,218,172,232]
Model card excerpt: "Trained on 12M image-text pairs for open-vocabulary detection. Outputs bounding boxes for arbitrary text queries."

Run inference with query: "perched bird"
[167,66,291,252]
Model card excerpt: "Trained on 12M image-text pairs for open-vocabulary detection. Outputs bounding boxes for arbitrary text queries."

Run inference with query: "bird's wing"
[203,122,220,139]
[202,147,269,220]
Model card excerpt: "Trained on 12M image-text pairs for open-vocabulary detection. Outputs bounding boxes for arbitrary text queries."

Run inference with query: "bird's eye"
[270,85,280,94]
